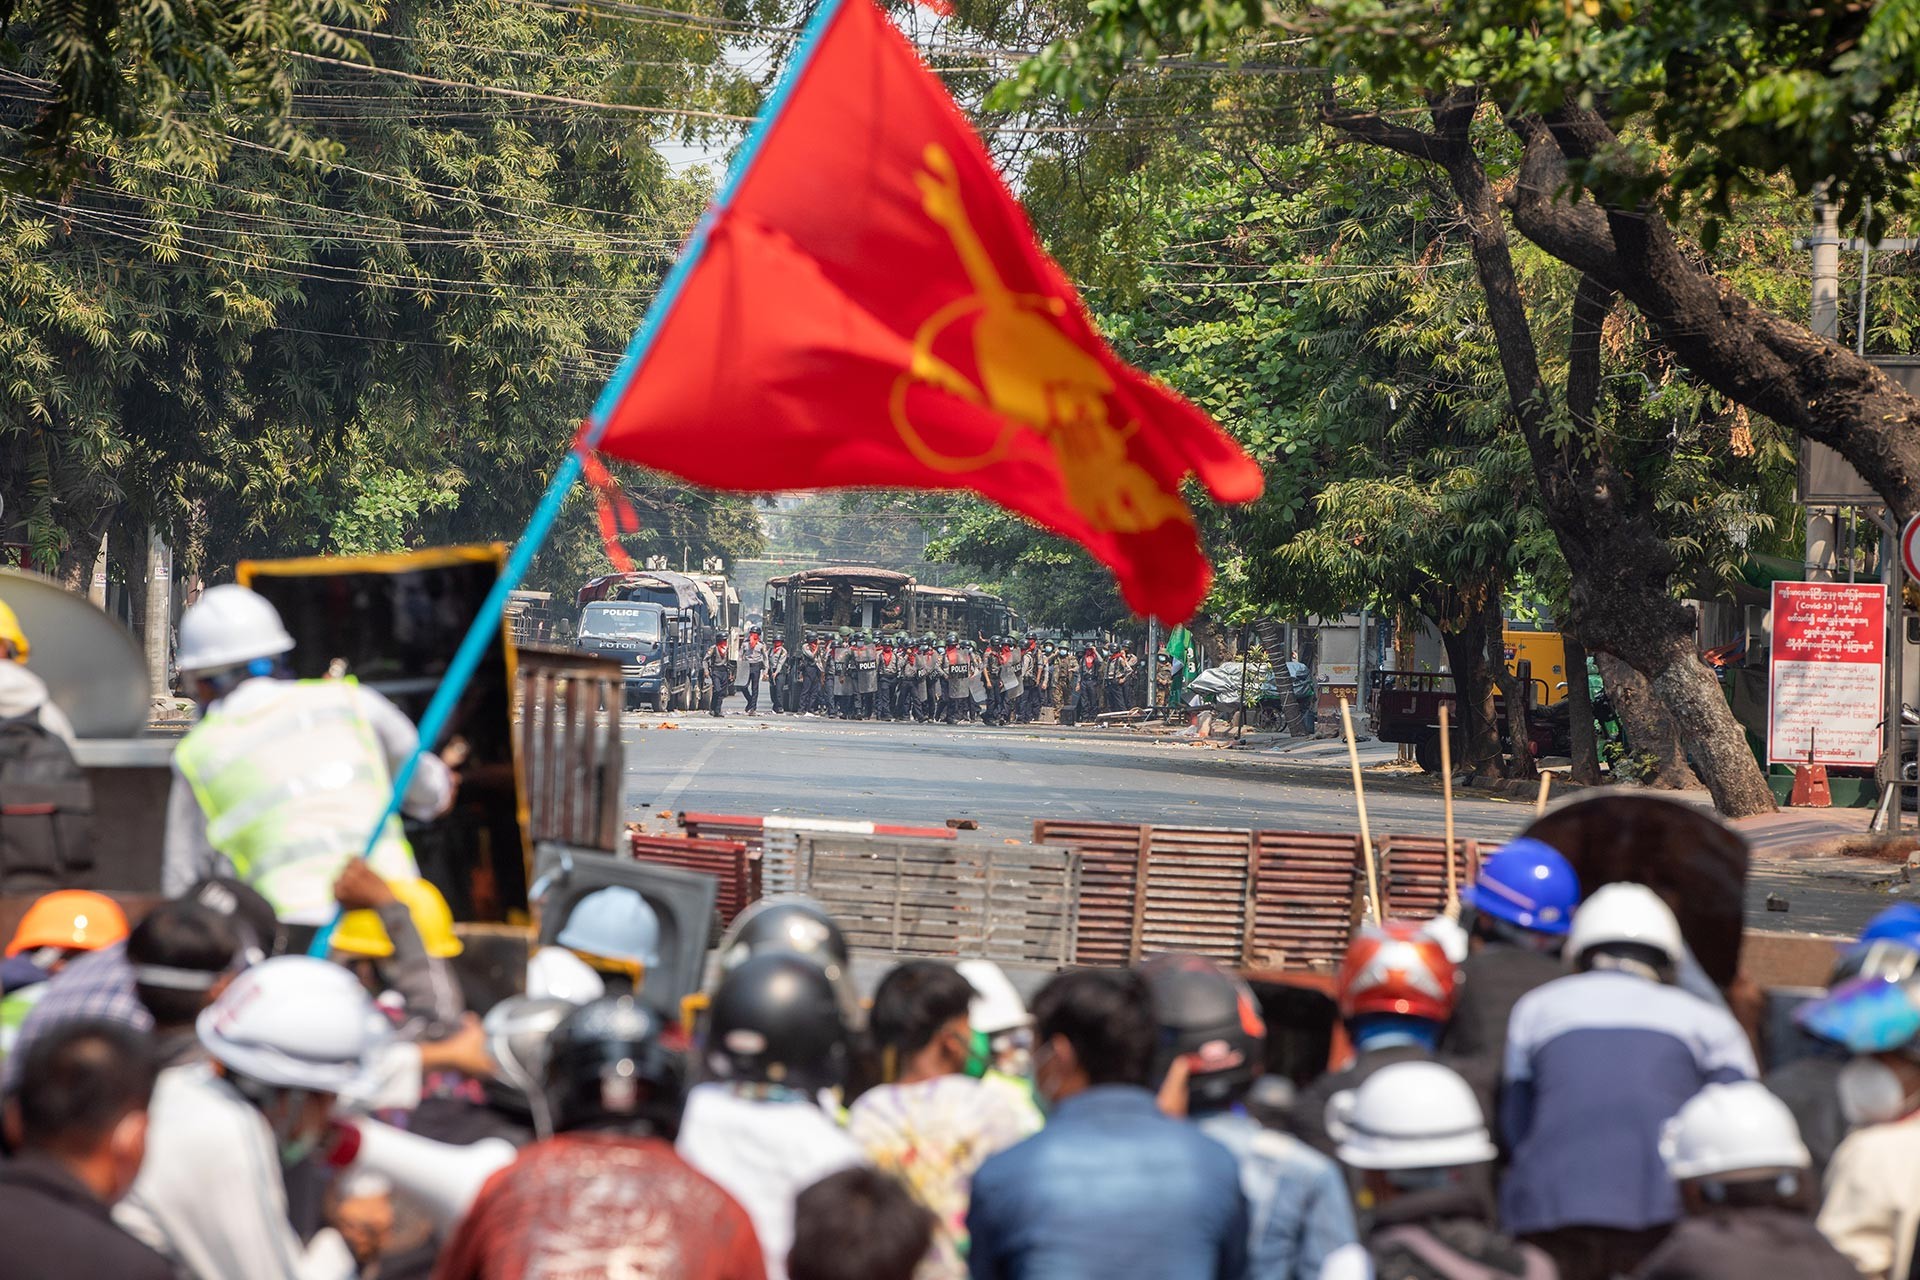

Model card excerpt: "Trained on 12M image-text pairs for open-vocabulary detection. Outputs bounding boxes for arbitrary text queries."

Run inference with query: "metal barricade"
[513,647,624,852]
[771,833,1079,966]
[629,833,760,926]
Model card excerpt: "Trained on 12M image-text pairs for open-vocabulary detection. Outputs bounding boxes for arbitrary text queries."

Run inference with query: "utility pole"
[1145,616,1159,713]
[1357,606,1372,733]
[1808,197,1841,582]
[145,529,171,702]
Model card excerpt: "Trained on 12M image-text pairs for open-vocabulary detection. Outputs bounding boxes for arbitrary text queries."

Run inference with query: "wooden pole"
[1535,771,1553,817]
[1341,697,1383,923]
[1439,702,1458,915]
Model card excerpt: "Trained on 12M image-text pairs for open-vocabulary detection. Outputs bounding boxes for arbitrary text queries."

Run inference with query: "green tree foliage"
[0,0,769,590]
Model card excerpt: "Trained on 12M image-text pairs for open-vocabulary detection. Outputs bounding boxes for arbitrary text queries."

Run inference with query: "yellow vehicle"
[1503,629,1571,706]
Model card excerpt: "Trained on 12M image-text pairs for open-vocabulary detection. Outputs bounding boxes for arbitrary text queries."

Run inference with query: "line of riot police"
[747,629,1151,726]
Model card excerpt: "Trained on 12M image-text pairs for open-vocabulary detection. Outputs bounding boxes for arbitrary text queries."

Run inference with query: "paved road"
[622,697,1533,846]
[619,696,1899,938]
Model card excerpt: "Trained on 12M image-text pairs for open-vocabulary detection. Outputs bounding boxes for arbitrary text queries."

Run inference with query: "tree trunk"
[1596,652,1701,790]
[1485,596,1536,779]
[1562,629,1603,785]
[1644,635,1771,814]
[1324,92,1774,815]
[1437,607,1503,777]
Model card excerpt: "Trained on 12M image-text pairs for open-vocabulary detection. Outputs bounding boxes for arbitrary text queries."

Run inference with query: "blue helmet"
[1461,838,1580,936]
[1797,972,1920,1055]
[1831,904,1920,985]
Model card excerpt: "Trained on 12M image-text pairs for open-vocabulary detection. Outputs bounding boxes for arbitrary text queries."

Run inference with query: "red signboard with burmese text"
[1768,581,1886,768]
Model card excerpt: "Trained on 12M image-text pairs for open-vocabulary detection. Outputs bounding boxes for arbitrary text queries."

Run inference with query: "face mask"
[1839,1055,1914,1126]
[962,1028,993,1080]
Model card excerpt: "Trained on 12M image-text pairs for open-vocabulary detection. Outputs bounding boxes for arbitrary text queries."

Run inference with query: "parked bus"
[763,567,1016,647]
[765,566,916,642]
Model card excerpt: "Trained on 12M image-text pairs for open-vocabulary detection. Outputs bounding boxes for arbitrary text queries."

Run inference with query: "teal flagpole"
[309,0,852,957]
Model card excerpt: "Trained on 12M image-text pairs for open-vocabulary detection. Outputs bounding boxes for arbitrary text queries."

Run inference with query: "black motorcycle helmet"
[706,953,851,1094]
[1139,952,1266,1114]
[716,895,859,1029]
[543,996,686,1138]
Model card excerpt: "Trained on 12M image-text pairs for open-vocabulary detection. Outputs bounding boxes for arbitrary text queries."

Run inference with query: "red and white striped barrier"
[677,810,957,849]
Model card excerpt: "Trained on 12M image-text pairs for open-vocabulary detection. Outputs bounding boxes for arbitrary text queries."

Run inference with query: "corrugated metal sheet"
[1378,835,1480,922]
[1038,820,1366,971]
[1037,822,1261,966]
[678,812,768,852]
[1249,831,1364,972]
[627,833,759,926]
[788,834,1079,965]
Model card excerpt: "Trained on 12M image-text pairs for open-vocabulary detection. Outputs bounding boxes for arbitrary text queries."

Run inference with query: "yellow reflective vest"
[174,679,417,920]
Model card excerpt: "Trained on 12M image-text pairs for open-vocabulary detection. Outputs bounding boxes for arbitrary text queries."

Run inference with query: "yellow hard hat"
[0,599,27,661]
[331,878,464,959]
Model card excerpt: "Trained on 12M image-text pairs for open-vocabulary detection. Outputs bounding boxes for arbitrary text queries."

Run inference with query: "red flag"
[578,446,642,574]
[590,0,1261,621]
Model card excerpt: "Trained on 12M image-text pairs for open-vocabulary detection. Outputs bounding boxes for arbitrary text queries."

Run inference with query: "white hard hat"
[958,959,1029,1034]
[1326,1060,1498,1171]
[1660,1082,1811,1182]
[176,584,296,675]
[197,955,386,1092]
[555,887,661,967]
[1565,881,1685,966]
[526,945,606,1004]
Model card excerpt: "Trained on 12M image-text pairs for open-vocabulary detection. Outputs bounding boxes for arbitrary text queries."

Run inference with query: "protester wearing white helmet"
[956,959,1045,1129]
[1326,1059,1555,1280]
[1799,963,1920,1279]
[1500,883,1757,1280]
[1625,1082,1855,1280]
[553,886,661,991]
[162,584,456,922]
[115,956,386,1280]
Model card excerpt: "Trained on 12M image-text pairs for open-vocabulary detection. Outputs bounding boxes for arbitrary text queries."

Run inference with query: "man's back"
[1197,1109,1355,1280]
[433,1131,766,1280]
[1631,1207,1855,1280]
[116,1061,356,1280]
[678,1084,864,1280]
[966,1084,1248,1280]
[1500,971,1756,1235]
[0,1153,172,1280]
[1441,946,1563,1063]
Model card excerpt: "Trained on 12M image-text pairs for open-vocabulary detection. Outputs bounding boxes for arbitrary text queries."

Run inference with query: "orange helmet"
[7,890,130,958]
[1336,920,1458,1024]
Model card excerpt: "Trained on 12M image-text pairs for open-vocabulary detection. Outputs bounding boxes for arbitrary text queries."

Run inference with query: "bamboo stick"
[1341,697,1383,924]
[1535,770,1553,817]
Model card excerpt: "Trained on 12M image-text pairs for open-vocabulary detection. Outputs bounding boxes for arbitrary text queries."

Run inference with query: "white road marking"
[653,737,721,812]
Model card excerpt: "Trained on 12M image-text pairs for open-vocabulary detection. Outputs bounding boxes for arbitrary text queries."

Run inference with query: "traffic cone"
[1790,734,1831,808]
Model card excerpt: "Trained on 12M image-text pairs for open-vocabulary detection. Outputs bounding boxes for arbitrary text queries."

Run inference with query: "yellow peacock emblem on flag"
[889,143,1189,535]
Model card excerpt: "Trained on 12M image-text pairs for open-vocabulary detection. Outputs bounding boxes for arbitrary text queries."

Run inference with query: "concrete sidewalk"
[1732,807,1911,889]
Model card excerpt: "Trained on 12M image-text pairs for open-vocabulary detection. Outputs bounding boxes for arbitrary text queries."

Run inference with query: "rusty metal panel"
[513,648,624,852]
[1249,831,1363,972]
[1378,835,1480,923]
[680,812,769,852]
[1037,821,1259,966]
[628,833,758,926]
